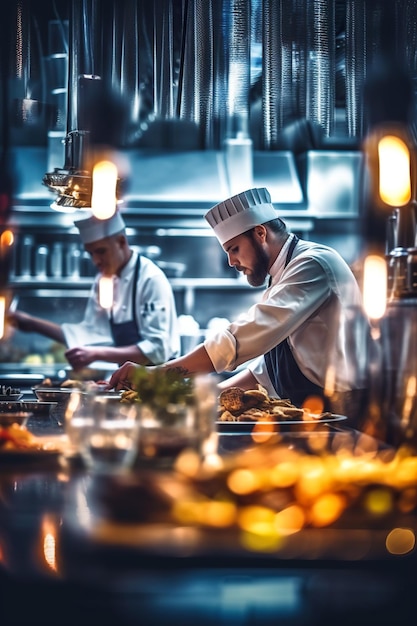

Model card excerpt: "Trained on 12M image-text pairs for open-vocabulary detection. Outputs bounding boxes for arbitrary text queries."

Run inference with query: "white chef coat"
[62,251,180,364]
[204,234,368,397]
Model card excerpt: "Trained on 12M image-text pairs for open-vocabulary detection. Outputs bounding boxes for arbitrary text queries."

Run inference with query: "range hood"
[7,0,410,215]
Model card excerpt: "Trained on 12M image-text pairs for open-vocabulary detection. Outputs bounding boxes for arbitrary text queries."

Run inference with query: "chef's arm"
[7,310,65,344]
[160,343,215,376]
[162,345,259,389]
[107,343,215,390]
[217,368,259,391]
[65,344,152,369]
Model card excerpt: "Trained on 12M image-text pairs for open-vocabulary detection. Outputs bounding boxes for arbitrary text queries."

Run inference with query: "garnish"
[121,366,195,425]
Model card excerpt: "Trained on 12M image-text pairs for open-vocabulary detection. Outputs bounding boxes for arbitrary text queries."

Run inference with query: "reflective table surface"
[1,411,417,626]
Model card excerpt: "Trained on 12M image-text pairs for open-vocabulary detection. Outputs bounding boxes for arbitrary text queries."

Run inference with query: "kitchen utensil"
[66,391,140,474]
[0,400,57,417]
[32,387,75,403]
[216,413,347,433]
[0,394,23,402]
[0,412,32,427]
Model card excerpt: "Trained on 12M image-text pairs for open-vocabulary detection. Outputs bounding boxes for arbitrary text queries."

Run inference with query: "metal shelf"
[10,277,263,291]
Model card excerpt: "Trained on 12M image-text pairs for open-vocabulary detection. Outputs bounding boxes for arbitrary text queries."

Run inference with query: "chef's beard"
[245,237,270,287]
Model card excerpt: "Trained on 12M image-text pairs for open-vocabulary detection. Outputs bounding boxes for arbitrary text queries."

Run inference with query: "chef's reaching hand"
[65,346,97,370]
[106,361,139,390]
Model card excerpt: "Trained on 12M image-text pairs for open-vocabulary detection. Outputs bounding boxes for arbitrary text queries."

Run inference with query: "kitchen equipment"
[216,413,347,433]
[51,242,64,278]
[387,247,409,299]
[32,387,75,404]
[381,298,417,448]
[35,245,49,278]
[0,411,32,428]
[66,242,81,277]
[66,390,140,474]
[0,393,23,402]
[0,400,57,417]
[20,235,34,277]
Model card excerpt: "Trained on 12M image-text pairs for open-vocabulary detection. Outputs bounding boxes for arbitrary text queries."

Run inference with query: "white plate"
[216,413,347,433]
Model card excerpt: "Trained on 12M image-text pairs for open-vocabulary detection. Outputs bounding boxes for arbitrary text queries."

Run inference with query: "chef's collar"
[117,248,137,279]
[267,234,295,287]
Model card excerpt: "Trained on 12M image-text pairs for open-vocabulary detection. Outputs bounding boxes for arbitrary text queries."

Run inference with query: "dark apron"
[109,254,142,347]
[264,236,327,408]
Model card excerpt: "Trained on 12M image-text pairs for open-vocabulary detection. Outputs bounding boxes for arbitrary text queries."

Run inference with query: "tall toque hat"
[74,211,126,245]
[205,188,278,245]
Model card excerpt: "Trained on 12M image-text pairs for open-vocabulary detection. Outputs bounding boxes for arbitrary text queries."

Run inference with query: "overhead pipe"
[222,0,253,193]
[345,0,367,138]
[262,0,294,149]
[305,0,335,137]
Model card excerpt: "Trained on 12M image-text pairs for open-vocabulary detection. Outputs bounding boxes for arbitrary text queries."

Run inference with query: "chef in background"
[8,211,180,369]
[108,188,369,415]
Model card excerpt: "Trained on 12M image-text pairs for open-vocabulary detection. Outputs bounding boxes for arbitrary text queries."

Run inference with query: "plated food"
[0,412,32,428]
[0,423,44,451]
[32,376,108,403]
[217,385,332,423]
[0,423,65,465]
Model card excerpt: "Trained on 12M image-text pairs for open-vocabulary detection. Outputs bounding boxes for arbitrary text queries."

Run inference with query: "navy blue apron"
[264,236,326,407]
[109,254,142,348]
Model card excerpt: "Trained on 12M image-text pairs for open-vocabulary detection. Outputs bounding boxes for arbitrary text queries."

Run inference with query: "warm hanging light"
[0,296,5,339]
[98,276,113,309]
[91,160,118,220]
[0,229,14,248]
[378,135,411,207]
[363,254,387,321]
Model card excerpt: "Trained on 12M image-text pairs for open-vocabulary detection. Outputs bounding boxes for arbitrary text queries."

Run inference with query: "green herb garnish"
[130,366,195,416]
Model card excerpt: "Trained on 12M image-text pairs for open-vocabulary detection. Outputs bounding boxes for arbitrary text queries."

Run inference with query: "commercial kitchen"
[1,1,417,624]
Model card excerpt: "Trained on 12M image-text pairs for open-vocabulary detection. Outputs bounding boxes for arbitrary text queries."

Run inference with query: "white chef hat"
[205,188,278,245]
[74,211,126,245]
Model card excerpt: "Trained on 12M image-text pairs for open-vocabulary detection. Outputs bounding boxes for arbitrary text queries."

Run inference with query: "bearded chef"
[108,188,370,413]
[8,211,180,369]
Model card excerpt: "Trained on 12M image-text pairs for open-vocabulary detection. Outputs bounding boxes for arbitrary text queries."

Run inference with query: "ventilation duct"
[43,0,136,210]
[262,0,295,149]
[43,0,100,210]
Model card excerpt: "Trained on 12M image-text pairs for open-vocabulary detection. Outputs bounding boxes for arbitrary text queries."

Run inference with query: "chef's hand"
[65,346,97,370]
[106,361,139,391]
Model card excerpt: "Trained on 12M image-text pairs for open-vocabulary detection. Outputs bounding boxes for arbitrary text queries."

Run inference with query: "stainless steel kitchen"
[1,1,417,624]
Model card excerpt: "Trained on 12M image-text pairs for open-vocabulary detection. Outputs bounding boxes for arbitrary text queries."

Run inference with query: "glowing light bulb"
[98,277,113,309]
[0,297,5,339]
[91,160,118,219]
[363,255,387,321]
[378,135,411,207]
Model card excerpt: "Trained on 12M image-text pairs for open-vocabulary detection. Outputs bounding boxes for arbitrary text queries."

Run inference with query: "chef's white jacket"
[204,234,369,397]
[62,252,180,364]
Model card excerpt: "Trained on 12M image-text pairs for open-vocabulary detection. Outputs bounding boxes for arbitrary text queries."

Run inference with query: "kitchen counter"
[0,413,416,626]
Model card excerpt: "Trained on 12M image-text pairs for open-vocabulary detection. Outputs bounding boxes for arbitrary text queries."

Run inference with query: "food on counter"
[218,385,330,422]
[38,377,107,390]
[219,386,269,413]
[0,423,38,450]
[24,353,54,365]
[39,377,83,389]
[120,366,194,409]
[120,389,140,403]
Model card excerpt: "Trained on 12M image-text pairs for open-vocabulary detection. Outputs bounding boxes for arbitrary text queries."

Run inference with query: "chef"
[108,187,369,411]
[8,211,180,369]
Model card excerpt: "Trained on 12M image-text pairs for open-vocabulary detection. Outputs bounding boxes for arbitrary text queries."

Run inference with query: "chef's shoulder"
[139,254,173,282]
[293,239,357,281]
